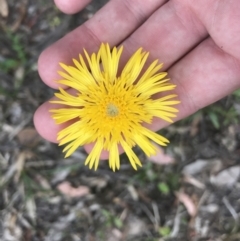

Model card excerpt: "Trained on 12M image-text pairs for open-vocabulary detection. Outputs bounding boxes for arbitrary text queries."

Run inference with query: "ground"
[1,0,240,241]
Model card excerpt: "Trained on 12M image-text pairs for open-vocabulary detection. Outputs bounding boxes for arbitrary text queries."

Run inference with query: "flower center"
[106,103,119,117]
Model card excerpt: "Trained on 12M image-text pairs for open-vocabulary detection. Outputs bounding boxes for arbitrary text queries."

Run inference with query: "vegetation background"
[0,0,240,240]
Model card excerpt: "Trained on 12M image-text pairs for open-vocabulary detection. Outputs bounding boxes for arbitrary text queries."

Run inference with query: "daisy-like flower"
[50,43,180,171]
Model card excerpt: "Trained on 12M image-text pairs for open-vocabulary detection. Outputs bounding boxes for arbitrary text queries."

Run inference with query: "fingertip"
[34,102,59,143]
[54,0,92,14]
[38,43,72,89]
[38,47,61,89]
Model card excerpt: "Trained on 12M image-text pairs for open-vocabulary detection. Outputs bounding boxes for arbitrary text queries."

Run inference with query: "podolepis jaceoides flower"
[50,43,180,171]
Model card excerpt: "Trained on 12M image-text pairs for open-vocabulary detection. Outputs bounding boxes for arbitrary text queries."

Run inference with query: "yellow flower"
[50,43,180,171]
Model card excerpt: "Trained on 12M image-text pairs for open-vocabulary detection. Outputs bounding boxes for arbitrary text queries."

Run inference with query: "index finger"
[54,0,92,14]
[38,0,167,89]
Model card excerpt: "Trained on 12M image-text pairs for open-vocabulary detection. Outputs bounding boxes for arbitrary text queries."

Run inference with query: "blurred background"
[1,0,240,240]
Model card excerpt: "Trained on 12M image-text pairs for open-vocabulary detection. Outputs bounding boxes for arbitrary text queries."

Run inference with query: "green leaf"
[208,112,220,129]
[232,89,240,98]
[158,182,170,195]
[159,226,171,237]
[114,218,123,229]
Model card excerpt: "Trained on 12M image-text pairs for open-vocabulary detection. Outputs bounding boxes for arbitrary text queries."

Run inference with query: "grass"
[101,209,123,229]
[0,30,28,98]
[0,31,27,72]
[180,89,240,130]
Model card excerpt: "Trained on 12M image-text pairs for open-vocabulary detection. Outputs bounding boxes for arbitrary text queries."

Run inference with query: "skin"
[34,0,240,158]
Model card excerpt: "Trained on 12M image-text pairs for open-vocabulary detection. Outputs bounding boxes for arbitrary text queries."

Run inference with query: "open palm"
[34,0,240,157]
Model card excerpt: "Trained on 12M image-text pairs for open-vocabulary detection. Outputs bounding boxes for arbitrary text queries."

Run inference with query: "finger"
[54,0,92,14]
[34,38,240,154]
[187,0,240,61]
[34,88,79,143]
[120,0,208,68]
[34,100,67,143]
[38,0,167,89]
[148,37,240,131]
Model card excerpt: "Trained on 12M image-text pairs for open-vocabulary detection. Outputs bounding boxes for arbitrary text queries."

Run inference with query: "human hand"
[34,0,240,159]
